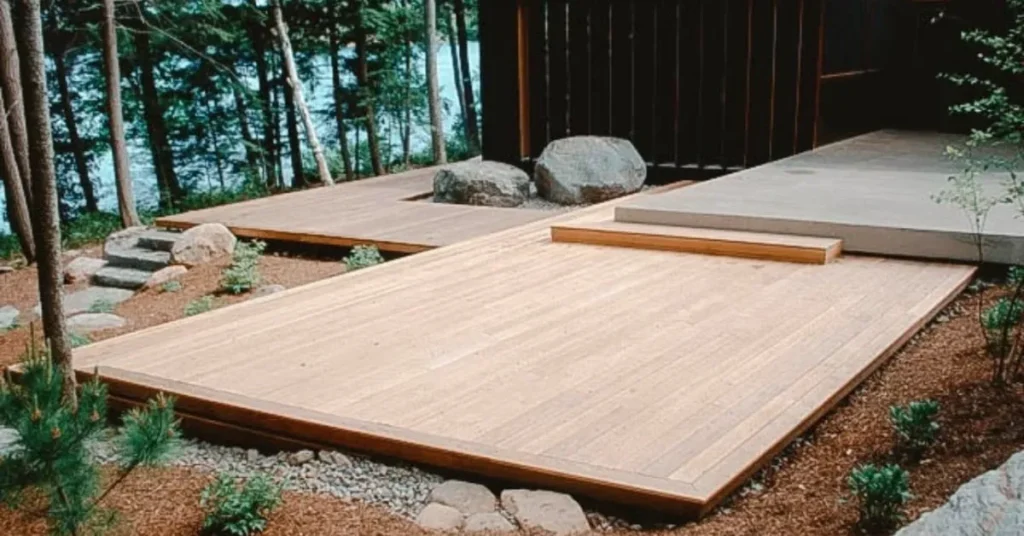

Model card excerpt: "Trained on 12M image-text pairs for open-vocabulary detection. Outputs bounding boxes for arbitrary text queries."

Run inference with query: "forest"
[0,0,480,260]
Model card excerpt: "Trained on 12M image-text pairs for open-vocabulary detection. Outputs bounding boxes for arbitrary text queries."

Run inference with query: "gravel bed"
[88,433,443,519]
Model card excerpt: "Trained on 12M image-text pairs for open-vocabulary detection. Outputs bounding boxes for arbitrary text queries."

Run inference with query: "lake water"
[0,41,480,234]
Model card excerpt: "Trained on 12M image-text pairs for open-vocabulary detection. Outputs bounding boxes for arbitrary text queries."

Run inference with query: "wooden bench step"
[550,221,842,264]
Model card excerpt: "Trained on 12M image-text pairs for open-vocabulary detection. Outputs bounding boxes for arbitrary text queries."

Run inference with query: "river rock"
[415,503,464,531]
[429,480,497,515]
[434,161,530,207]
[500,489,590,535]
[535,136,646,205]
[170,223,237,267]
[144,266,188,289]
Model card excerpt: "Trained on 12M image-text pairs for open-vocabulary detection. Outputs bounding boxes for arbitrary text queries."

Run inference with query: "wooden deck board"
[154,167,558,253]
[74,187,975,516]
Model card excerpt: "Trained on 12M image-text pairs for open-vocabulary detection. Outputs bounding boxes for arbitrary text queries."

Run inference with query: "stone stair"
[93,229,182,290]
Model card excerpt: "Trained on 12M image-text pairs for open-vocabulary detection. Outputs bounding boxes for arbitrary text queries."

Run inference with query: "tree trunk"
[101,0,140,227]
[355,26,383,176]
[402,8,412,168]
[424,0,446,164]
[271,0,331,186]
[135,28,183,209]
[0,0,31,205]
[280,64,303,187]
[0,90,34,261]
[232,84,261,177]
[328,25,354,181]
[453,0,479,154]
[445,8,467,137]
[53,49,97,213]
[13,0,75,404]
[248,0,276,186]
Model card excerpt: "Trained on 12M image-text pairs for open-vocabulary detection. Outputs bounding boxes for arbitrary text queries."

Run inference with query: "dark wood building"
[479,0,962,182]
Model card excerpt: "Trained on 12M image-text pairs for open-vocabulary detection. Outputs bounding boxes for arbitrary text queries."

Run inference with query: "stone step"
[92,266,152,290]
[137,230,181,252]
[105,247,171,271]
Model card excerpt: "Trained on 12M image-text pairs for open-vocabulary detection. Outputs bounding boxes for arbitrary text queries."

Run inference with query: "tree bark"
[247,0,275,186]
[445,8,467,138]
[232,83,261,177]
[453,0,479,154]
[355,25,383,176]
[424,0,447,164]
[101,0,140,227]
[0,0,31,205]
[271,0,331,186]
[53,49,97,213]
[0,90,34,261]
[13,0,75,404]
[135,27,183,209]
[328,25,354,181]
[280,61,303,187]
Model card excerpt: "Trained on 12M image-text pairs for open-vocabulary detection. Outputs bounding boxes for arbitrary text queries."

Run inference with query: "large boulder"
[170,223,237,267]
[429,480,497,515]
[535,136,646,205]
[434,161,530,208]
[103,226,148,257]
[67,313,127,333]
[500,489,590,535]
[64,257,108,284]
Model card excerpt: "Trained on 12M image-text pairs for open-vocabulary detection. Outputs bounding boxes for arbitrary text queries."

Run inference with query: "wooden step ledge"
[550,221,842,264]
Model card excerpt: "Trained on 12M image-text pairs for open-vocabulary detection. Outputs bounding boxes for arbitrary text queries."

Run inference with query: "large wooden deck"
[155,166,557,253]
[75,191,974,517]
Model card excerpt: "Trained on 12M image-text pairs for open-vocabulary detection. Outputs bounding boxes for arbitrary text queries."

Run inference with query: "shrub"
[62,211,123,251]
[889,400,940,456]
[161,280,183,293]
[69,332,91,348]
[343,244,384,272]
[185,296,216,317]
[200,473,282,536]
[0,339,180,535]
[88,299,117,314]
[847,463,912,530]
[221,241,266,294]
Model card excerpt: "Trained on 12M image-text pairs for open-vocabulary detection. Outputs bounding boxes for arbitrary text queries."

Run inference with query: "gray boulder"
[67,313,127,333]
[64,256,108,284]
[34,286,134,317]
[896,451,1024,536]
[103,226,149,257]
[429,480,497,515]
[500,489,590,535]
[535,136,646,205]
[434,161,530,208]
[415,503,464,531]
[170,223,237,267]
[0,305,18,330]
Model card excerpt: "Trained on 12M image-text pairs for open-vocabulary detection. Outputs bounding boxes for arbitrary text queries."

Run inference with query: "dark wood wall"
[480,0,926,181]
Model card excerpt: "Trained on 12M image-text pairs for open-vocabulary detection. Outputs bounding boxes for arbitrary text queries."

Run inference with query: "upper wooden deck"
[155,166,557,253]
[76,189,974,517]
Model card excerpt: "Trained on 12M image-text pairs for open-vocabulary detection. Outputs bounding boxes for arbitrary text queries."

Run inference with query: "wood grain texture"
[79,187,974,517]
[550,220,842,264]
[154,166,556,253]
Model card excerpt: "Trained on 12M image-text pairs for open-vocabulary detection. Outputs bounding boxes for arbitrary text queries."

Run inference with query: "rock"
[64,257,108,284]
[500,489,590,535]
[253,284,286,298]
[144,266,188,289]
[434,161,530,208]
[104,226,149,256]
[318,450,353,467]
[105,246,171,272]
[415,503,464,531]
[34,286,134,317]
[246,449,260,463]
[170,223,237,267]
[896,451,1024,535]
[67,313,127,333]
[91,266,152,290]
[535,136,646,205]
[429,480,497,515]
[465,512,516,532]
[287,449,315,466]
[0,305,18,330]
[137,230,182,252]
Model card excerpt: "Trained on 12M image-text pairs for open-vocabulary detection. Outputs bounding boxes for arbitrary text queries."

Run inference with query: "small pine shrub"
[982,297,1024,357]
[69,332,91,348]
[88,299,116,314]
[847,463,912,530]
[889,400,940,456]
[161,280,183,293]
[221,241,267,294]
[185,296,216,317]
[0,339,180,535]
[343,245,384,272]
[200,473,282,536]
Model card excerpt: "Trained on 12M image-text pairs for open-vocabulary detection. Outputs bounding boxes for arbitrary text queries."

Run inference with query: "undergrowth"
[343,245,384,272]
[185,296,216,317]
[221,241,266,294]
[200,473,282,536]
[847,463,912,532]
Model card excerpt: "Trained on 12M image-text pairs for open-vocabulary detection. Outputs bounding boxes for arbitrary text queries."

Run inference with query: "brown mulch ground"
[2,254,1023,535]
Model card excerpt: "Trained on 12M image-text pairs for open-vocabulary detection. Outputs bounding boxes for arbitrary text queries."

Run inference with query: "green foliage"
[0,233,20,261]
[62,212,123,251]
[847,464,912,530]
[0,340,180,535]
[68,333,91,348]
[889,400,940,456]
[161,280,184,293]
[220,240,267,294]
[88,300,117,314]
[200,473,282,536]
[185,296,216,317]
[343,244,384,272]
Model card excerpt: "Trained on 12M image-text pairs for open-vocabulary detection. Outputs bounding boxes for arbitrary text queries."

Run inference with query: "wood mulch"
[2,254,1023,535]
